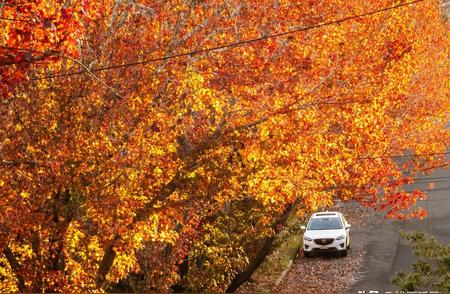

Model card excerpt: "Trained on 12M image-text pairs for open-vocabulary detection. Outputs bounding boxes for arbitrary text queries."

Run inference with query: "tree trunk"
[3,246,25,292]
[225,198,300,293]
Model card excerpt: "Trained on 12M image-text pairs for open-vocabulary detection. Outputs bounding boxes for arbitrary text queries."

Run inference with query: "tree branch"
[3,246,25,292]
[226,198,300,292]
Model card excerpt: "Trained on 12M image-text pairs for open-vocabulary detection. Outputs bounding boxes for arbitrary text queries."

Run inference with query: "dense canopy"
[0,0,448,292]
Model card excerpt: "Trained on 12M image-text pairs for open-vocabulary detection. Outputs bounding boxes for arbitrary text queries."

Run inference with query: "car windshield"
[308,217,342,230]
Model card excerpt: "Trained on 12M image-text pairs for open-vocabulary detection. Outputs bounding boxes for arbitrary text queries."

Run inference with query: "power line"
[388,151,449,159]
[1,151,448,168]
[356,151,450,161]
[402,163,450,175]
[292,151,449,164]
[313,186,450,198]
[413,175,450,182]
[331,185,450,194]
[26,0,425,81]
[399,186,450,194]
[291,167,450,193]
[0,17,35,23]
[291,177,450,192]
[413,178,450,184]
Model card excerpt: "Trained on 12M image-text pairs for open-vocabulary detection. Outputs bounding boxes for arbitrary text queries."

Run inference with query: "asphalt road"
[348,164,450,294]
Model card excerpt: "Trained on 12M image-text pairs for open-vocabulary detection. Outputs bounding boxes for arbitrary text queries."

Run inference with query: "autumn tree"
[0,0,448,292]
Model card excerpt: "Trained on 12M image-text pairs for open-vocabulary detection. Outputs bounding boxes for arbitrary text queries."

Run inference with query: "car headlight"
[304,236,313,242]
[336,235,345,241]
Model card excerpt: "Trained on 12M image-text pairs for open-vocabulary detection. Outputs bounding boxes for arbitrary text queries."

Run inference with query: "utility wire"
[291,167,450,194]
[1,151,448,167]
[413,175,450,182]
[374,151,450,159]
[417,198,450,202]
[297,184,450,195]
[402,163,450,175]
[0,16,35,23]
[341,151,450,162]
[412,178,450,184]
[25,0,425,81]
[294,151,450,164]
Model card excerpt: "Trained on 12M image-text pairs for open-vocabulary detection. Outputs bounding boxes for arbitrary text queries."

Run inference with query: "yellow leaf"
[20,191,30,198]
[154,167,163,175]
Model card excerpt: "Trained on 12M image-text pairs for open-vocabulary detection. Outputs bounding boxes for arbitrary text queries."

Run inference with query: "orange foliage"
[0,0,448,292]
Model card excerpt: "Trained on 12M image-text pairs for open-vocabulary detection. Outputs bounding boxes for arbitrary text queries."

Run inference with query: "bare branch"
[60,54,124,99]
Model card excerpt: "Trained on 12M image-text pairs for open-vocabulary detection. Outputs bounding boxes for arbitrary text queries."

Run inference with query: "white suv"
[301,211,351,257]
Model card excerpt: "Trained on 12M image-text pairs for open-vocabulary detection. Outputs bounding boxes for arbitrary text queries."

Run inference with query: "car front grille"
[313,238,334,245]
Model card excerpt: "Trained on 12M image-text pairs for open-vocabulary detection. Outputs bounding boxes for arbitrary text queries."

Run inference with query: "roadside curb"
[274,260,292,286]
[274,244,302,287]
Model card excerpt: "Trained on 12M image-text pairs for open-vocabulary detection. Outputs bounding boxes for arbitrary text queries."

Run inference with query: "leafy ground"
[238,202,381,293]
[275,243,365,293]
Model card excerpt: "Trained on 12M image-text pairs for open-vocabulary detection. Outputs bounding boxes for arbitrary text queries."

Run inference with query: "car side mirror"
[300,225,306,231]
[345,224,351,229]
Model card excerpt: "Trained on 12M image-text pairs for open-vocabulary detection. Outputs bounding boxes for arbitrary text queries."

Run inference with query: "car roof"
[311,211,341,218]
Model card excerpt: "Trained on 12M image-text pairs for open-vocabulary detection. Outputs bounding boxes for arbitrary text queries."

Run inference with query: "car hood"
[304,229,345,239]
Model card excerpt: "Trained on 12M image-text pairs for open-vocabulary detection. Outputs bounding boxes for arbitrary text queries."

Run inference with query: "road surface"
[348,164,450,294]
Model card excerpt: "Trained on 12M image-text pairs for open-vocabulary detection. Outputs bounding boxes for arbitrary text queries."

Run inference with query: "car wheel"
[304,251,311,258]
[341,249,347,257]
